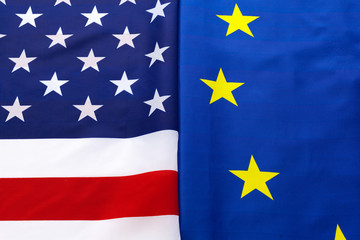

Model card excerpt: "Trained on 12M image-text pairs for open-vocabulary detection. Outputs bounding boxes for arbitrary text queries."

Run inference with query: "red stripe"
[0,170,178,220]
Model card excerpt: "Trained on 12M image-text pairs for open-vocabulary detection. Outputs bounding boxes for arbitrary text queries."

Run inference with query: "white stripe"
[0,215,180,240]
[0,130,178,178]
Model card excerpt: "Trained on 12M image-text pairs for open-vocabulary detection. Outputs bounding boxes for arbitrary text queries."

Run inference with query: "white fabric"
[0,215,180,240]
[0,130,178,178]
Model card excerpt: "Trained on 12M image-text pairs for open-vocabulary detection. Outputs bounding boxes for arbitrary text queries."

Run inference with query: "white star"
[113,26,140,49]
[9,49,37,73]
[145,42,169,67]
[16,7,43,28]
[110,71,138,95]
[0,34,6,39]
[77,49,105,72]
[81,6,108,27]
[55,0,71,6]
[46,27,73,48]
[40,72,69,96]
[119,0,136,5]
[0,0,6,5]
[2,97,31,122]
[146,0,171,23]
[144,89,171,116]
[73,96,103,121]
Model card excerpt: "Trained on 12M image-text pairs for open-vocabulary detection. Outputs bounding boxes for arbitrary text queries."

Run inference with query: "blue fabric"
[179,0,360,239]
[0,0,178,139]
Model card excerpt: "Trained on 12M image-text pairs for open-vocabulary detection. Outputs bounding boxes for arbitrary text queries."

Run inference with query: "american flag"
[0,0,179,239]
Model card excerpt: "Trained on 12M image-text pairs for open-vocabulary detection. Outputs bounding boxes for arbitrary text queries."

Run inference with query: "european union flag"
[179,0,360,239]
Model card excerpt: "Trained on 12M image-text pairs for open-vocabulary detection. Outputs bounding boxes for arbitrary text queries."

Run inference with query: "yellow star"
[335,225,346,240]
[230,155,279,200]
[217,4,259,37]
[200,68,244,106]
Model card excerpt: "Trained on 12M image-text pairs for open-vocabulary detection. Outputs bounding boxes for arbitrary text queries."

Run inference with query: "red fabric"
[0,170,178,220]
